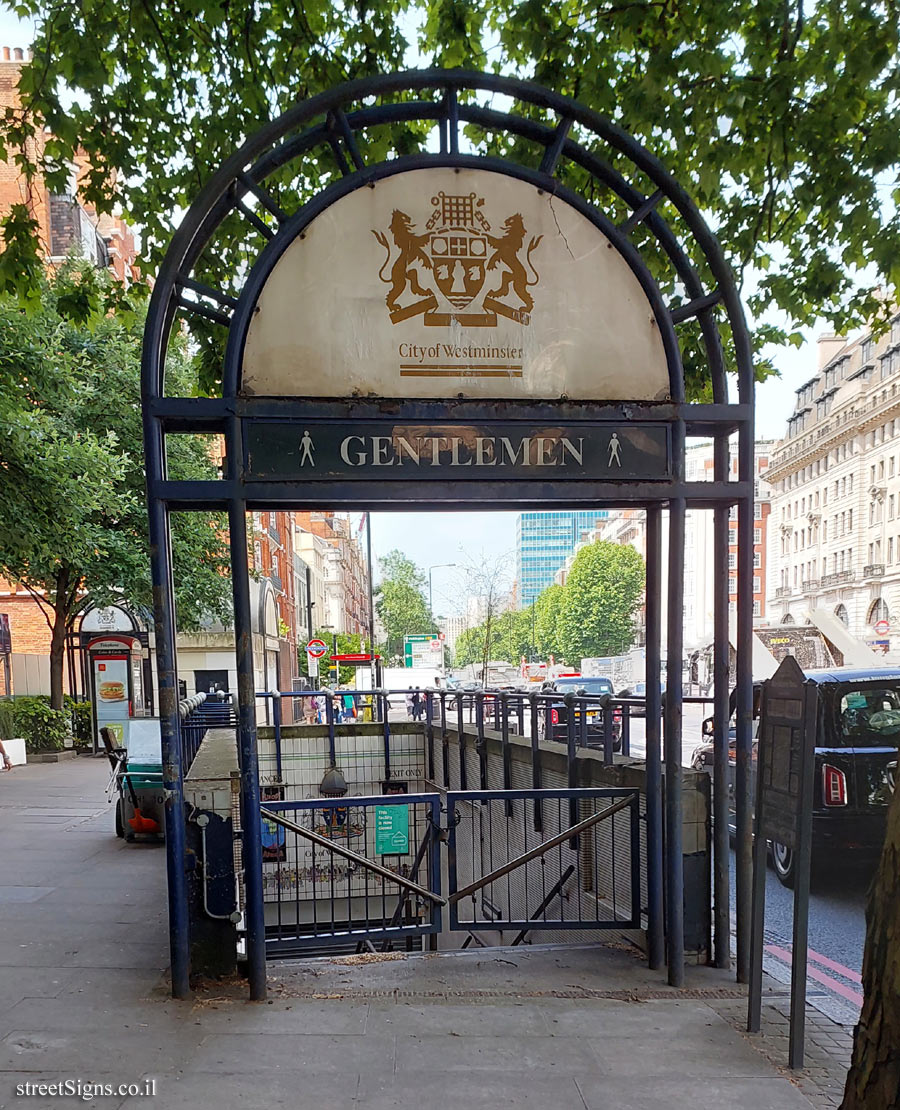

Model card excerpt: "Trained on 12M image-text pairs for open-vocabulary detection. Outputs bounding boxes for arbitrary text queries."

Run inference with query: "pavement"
[0,756,856,1109]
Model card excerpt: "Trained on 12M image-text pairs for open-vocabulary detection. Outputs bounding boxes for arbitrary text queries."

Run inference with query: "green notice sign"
[375,803,410,855]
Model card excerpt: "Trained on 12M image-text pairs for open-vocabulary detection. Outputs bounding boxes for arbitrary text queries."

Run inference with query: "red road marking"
[807,946,863,986]
[765,943,864,1007]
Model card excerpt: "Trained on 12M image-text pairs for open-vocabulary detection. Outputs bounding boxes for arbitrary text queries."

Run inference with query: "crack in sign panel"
[548,195,575,261]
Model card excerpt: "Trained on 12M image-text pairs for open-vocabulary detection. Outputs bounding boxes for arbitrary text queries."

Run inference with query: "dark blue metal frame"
[142,68,755,999]
[446,788,641,932]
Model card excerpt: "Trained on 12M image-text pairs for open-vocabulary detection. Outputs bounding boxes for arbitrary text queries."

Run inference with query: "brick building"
[0,47,137,284]
[0,47,138,689]
[293,512,370,639]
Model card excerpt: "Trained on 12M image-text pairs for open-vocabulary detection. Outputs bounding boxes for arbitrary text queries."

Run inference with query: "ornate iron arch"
[142,69,756,1004]
[142,69,753,414]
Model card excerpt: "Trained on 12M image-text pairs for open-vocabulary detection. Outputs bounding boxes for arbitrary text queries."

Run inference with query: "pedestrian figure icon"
[608,433,622,467]
[299,430,315,466]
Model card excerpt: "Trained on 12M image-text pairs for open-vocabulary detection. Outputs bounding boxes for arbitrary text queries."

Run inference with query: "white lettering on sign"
[335,434,587,468]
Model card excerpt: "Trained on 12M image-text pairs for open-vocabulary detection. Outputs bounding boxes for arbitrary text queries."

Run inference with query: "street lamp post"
[428,563,457,673]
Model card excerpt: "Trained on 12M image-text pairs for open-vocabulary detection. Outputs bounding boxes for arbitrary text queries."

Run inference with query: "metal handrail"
[448,793,635,904]
[259,806,446,906]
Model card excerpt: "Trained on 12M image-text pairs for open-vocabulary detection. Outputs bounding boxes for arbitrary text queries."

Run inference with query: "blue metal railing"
[446,787,642,935]
[179,692,237,773]
[259,792,443,956]
[254,686,650,788]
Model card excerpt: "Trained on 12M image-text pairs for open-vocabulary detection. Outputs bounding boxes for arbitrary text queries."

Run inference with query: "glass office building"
[516,511,609,608]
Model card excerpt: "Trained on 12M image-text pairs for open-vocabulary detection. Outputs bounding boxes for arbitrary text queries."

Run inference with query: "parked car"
[537,676,621,750]
[617,680,666,717]
[691,667,900,886]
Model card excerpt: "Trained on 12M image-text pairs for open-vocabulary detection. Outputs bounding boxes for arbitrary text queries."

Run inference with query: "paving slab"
[0,759,846,1110]
[357,1072,590,1109]
[189,1031,396,1075]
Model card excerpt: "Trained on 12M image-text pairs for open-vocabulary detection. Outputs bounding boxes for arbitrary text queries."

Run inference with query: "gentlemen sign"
[245,422,671,481]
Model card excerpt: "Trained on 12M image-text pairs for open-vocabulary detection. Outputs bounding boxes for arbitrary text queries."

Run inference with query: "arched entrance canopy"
[142,70,755,1004]
[142,68,753,512]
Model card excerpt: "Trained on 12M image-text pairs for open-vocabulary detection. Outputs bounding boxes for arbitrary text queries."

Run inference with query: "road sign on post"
[307,638,327,658]
[404,634,440,668]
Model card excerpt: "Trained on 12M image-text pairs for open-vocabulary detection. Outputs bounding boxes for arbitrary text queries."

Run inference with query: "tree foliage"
[453,608,531,670]
[558,541,645,661]
[0,262,231,707]
[1,2,899,390]
[373,550,435,660]
[455,542,645,670]
[533,583,565,659]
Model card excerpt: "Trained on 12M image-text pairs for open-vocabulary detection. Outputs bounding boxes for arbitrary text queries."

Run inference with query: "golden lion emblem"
[372,191,542,327]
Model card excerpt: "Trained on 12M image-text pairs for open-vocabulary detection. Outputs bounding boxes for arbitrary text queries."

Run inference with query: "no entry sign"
[306,638,328,658]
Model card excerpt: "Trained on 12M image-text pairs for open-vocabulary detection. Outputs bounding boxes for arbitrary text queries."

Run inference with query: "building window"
[754,552,761,569]
[728,553,737,569]
[868,597,890,626]
[729,577,737,594]
[890,495,895,521]
[890,538,895,564]
[753,577,761,593]
[753,600,761,617]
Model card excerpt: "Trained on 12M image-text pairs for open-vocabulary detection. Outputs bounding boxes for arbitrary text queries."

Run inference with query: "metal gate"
[259,792,444,957]
[257,786,641,956]
[447,789,641,938]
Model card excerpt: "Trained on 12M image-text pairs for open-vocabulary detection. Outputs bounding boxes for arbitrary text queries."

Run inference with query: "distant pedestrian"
[406,687,415,719]
[0,739,12,771]
[412,687,423,721]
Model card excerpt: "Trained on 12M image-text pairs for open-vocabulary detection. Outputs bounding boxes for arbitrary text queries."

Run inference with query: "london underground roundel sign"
[306,638,328,658]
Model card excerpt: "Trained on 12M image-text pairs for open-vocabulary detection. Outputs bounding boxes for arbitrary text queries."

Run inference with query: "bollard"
[529,693,542,831]
[425,691,435,781]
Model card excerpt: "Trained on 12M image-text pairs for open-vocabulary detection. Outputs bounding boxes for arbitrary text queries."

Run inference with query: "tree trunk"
[48,566,70,711]
[841,777,900,1108]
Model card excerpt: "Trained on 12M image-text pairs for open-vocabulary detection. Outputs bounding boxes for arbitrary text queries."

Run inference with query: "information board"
[756,655,813,849]
[375,803,410,856]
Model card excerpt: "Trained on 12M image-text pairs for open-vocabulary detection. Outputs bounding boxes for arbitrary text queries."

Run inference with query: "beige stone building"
[766,313,900,652]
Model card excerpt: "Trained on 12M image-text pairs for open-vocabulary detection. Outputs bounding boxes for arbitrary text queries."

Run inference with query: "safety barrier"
[259,792,443,956]
[179,692,236,773]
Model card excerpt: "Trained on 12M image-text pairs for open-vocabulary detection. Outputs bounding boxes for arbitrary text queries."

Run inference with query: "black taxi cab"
[691,667,899,885]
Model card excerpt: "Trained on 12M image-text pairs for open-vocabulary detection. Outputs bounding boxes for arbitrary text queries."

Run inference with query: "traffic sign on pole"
[307,638,328,658]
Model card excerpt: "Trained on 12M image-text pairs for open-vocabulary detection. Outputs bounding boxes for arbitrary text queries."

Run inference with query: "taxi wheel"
[772,841,794,888]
